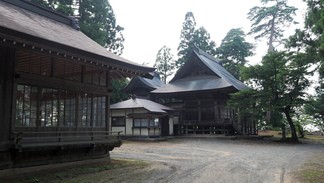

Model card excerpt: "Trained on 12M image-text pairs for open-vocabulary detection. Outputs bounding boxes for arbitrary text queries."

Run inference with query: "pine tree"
[234,51,312,141]
[248,0,298,51]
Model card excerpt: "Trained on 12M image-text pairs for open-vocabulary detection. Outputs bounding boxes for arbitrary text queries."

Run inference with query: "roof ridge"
[193,46,222,65]
[197,54,249,91]
[4,0,79,30]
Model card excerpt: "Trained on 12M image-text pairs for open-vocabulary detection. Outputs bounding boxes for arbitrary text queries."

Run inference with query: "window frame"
[15,84,107,128]
[111,116,126,127]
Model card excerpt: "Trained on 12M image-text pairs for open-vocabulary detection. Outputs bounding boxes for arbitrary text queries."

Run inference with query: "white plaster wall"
[133,109,147,114]
[148,128,161,136]
[125,117,133,135]
[111,110,125,116]
[133,128,141,136]
[169,117,174,135]
[141,128,149,136]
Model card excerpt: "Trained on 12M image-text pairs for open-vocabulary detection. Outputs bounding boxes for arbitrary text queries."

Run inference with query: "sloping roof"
[122,72,164,93]
[0,0,154,79]
[151,47,249,94]
[138,72,164,89]
[110,97,174,113]
[197,50,249,91]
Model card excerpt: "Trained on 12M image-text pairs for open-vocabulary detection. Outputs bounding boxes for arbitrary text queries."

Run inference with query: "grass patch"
[304,135,324,141]
[259,130,324,141]
[298,153,324,183]
[1,159,150,183]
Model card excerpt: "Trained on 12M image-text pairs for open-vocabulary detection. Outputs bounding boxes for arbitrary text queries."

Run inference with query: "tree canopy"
[110,79,130,104]
[248,0,298,51]
[176,12,216,69]
[177,12,196,68]
[304,87,324,132]
[154,46,175,84]
[31,0,125,56]
[31,0,74,15]
[236,50,312,140]
[288,0,324,82]
[216,28,254,81]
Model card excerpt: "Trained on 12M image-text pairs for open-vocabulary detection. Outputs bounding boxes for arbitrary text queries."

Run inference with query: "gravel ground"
[110,137,324,183]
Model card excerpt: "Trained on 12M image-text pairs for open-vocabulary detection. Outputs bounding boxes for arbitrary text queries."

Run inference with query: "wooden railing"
[11,131,122,150]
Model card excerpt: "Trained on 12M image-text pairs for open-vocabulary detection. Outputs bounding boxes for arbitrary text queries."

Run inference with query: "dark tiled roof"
[151,75,232,94]
[196,51,249,91]
[110,97,174,113]
[138,72,164,89]
[0,0,154,78]
[151,47,249,94]
[122,72,164,93]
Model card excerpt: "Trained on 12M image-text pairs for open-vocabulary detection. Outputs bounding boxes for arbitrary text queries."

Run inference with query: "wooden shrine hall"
[0,0,154,170]
[151,47,257,135]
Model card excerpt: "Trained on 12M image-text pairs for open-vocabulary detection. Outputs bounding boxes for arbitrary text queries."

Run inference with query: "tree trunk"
[269,14,276,52]
[283,108,298,141]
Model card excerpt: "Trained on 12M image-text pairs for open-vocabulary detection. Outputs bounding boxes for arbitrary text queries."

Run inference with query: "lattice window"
[15,85,38,127]
[16,86,106,127]
[78,93,92,127]
[133,118,149,127]
[40,88,58,127]
[59,90,76,127]
[111,116,125,126]
[93,94,106,127]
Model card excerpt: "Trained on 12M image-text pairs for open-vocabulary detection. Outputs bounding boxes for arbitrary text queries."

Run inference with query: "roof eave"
[0,26,155,79]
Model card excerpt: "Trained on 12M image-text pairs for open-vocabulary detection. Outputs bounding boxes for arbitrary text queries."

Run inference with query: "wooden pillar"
[0,46,16,151]
[198,99,201,124]
[214,100,217,123]
[107,70,111,132]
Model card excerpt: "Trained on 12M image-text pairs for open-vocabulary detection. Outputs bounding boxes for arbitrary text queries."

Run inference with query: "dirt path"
[111,138,324,183]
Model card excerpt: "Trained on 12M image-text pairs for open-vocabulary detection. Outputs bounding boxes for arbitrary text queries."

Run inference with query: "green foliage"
[110,79,130,104]
[294,120,305,138]
[31,0,125,56]
[177,12,196,68]
[248,0,298,51]
[176,12,216,69]
[216,28,254,81]
[30,0,74,16]
[154,46,175,84]
[31,0,126,104]
[239,51,312,141]
[285,0,324,132]
[2,159,149,183]
[79,0,124,55]
[30,0,50,8]
[287,0,324,81]
[191,27,217,56]
[270,109,283,127]
[300,153,324,183]
[304,87,324,132]
[227,89,265,125]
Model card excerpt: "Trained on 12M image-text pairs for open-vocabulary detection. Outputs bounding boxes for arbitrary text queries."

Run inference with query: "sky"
[109,0,307,67]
